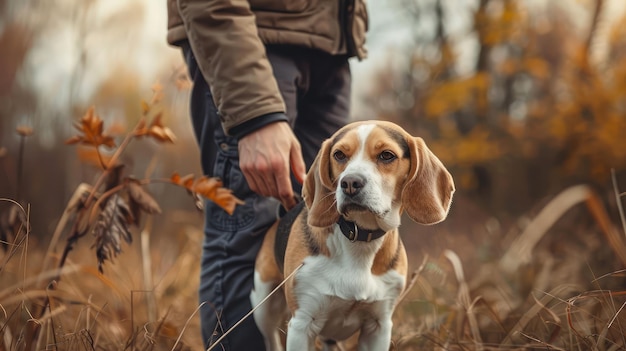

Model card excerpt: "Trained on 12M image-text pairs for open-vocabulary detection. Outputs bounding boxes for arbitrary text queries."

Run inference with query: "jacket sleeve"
[177,0,286,135]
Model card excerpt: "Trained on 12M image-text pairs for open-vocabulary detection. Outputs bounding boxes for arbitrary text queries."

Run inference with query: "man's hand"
[238,121,306,210]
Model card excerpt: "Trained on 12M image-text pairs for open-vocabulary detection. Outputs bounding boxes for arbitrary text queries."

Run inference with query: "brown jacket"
[167,0,368,135]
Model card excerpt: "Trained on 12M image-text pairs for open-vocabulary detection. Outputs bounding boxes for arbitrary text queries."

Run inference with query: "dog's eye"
[378,151,396,163]
[333,150,347,162]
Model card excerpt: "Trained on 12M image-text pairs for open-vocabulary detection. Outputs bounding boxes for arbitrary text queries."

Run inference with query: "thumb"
[290,140,306,185]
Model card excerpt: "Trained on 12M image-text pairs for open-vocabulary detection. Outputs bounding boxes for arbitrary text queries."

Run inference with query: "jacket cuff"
[229,112,289,139]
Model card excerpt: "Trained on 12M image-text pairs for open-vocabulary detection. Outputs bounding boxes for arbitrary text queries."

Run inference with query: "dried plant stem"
[585,189,626,266]
[500,285,575,347]
[396,255,428,306]
[611,169,626,242]
[500,185,626,273]
[95,146,108,170]
[206,263,304,351]
[141,225,157,323]
[57,211,88,272]
[444,250,483,351]
[585,0,604,55]
[0,198,29,275]
[86,178,168,224]
[40,183,92,281]
[25,120,145,349]
[16,134,26,201]
[83,118,144,209]
[58,119,148,275]
[171,302,208,351]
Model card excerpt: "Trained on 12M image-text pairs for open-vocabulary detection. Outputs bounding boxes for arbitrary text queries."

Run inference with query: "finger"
[274,159,295,209]
[257,171,275,198]
[241,160,271,197]
[242,169,263,195]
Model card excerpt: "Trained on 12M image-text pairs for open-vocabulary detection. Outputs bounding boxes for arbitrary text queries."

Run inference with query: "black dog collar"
[337,217,387,243]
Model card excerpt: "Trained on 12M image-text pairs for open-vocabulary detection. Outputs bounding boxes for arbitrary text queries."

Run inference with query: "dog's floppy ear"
[302,139,339,228]
[402,137,455,225]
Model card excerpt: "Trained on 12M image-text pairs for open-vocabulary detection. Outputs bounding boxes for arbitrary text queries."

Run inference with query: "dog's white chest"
[291,250,405,341]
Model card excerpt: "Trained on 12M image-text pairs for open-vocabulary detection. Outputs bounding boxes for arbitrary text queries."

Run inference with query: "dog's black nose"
[341,174,366,196]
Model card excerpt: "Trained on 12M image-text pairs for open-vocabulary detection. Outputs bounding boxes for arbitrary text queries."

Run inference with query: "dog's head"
[303,120,455,231]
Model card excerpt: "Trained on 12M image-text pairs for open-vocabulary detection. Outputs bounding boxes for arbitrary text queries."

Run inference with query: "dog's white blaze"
[356,123,376,151]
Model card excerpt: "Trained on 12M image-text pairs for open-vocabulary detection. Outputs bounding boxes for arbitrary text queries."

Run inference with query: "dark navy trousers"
[182,42,351,350]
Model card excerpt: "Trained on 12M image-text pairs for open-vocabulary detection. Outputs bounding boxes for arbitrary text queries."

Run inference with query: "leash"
[206,262,304,351]
[274,201,305,273]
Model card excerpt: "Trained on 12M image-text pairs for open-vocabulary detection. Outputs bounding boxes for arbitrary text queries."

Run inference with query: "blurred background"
[2,0,626,349]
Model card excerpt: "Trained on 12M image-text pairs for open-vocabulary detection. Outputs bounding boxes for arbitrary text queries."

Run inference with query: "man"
[166,1,368,349]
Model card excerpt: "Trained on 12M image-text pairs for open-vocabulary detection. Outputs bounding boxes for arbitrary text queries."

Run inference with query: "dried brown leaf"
[65,135,82,145]
[171,173,243,215]
[104,164,125,192]
[211,187,245,215]
[193,176,223,199]
[128,198,142,227]
[181,174,195,189]
[135,114,176,143]
[171,172,194,189]
[16,126,33,137]
[127,180,161,215]
[65,106,116,148]
[147,113,176,143]
[193,176,244,215]
[149,126,176,143]
[92,193,133,273]
[133,118,149,138]
[170,172,182,185]
[141,100,150,115]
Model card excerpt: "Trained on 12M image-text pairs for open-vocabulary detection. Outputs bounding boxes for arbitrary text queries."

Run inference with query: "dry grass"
[0,199,205,350]
[2,182,626,350]
[391,183,626,351]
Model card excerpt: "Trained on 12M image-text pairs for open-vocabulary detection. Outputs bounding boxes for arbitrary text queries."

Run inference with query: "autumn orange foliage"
[61,87,242,272]
[6,86,244,349]
[368,0,626,215]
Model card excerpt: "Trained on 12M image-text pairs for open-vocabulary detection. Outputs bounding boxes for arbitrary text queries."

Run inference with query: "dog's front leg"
[357,318,393,351]
[286,309,316,351]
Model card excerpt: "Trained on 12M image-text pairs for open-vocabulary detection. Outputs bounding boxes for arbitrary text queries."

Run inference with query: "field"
[1,140,626,350]
[3,0,626,349]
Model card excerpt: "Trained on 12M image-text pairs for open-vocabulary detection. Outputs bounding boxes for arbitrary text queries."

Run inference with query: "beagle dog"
[251,120,455,351]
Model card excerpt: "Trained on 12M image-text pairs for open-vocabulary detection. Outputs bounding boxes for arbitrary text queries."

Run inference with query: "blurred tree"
[366,0,626,216]
[0,0,193,242]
